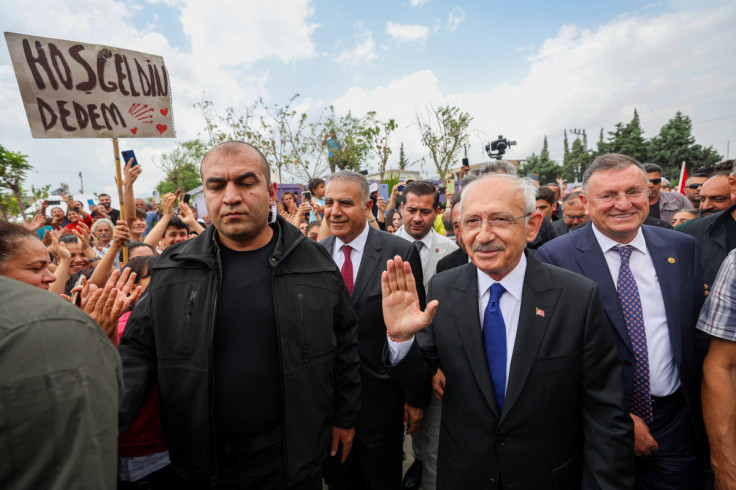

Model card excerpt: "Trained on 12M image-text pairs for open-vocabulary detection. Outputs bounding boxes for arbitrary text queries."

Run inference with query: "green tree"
[319,108,371,174]
[518,136,560,183]
[416,104,473,179]
[597,110,648,161]
[155,139,207,195]
[0,145,32,221]
[561,137,594,182]
[397,142,409,170]
[362,112,396,181]
[648,111,722,179]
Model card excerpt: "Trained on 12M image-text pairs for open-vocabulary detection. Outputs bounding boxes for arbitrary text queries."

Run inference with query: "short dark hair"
[202,141,270,184]
[135,209,147,220]
[307,221,320,233]
[124,255,158,283]
[308,178,325,193]
[165,216,189,233]
[404,181,439,208]
[714,160,735,173]
[0,221,37,272]
[642,163,662,174]
[536,187,556,206]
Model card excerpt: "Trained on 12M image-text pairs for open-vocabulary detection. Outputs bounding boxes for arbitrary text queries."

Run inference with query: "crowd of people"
[2,140,736,490]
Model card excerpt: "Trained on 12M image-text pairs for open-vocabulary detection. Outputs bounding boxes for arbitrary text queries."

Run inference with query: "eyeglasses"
[564,214,587,221]
[462,213,530,230]
[592,190,649,206]
[687,183,703,189]
[649,178,662,185]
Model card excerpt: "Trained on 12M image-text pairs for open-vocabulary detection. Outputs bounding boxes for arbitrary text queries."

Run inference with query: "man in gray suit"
[382,173,634,488]
[321,171,426,490]
[394,180,458,490]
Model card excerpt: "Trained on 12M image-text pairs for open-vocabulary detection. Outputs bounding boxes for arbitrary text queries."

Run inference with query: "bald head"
[202,141,270,184]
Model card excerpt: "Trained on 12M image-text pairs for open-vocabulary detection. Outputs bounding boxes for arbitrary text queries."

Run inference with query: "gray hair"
[582,154,646,193]
[459,173,537,221]
[327,170,370,204]
[480,160,517,176]
[91,218,114,233]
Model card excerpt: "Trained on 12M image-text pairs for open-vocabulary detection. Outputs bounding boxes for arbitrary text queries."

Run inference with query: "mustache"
[472,241,505,253]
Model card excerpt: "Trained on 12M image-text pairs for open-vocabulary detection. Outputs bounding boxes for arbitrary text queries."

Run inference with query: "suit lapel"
[574,224,634,354]
[449,264,500,418]
[501,253,560,422]
[643,226,683,368]
[351,227,381,302]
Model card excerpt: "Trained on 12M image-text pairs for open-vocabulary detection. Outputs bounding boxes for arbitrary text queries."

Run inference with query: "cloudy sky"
[2,0,735,199]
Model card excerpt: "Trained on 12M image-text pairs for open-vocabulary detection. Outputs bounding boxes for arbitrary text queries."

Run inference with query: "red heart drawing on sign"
[156,124,167,134]
[160,108,168,116]
[130,127,138,135]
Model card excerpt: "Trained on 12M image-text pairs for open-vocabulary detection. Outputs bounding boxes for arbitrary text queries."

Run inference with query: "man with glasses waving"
[537,154,709,488]
[382,172,634,488]
[643,163,691,224]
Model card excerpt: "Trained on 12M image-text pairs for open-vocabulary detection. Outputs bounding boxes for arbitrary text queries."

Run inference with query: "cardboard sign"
[4,32,175,139]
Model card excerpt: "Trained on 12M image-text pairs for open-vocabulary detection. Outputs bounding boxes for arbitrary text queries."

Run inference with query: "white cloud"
[179,0,317,68]
[446,7,465,32]
[336,26,377,65]
[330,2,736,173]
[409,0,429,6]
[386,22,430,42]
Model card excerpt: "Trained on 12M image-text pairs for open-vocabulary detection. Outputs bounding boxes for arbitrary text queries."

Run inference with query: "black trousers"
[635,389,703,490]
[323,426,403,490]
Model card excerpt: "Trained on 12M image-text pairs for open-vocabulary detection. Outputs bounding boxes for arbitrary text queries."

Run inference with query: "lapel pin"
[536,307,545,317]
[435,248,439,253]
[667,257,675,264]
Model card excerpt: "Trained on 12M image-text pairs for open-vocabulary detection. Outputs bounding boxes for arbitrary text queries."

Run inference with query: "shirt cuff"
[386,334,415,365]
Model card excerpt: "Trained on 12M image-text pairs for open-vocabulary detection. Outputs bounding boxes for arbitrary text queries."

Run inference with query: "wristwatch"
[89,252,104,263]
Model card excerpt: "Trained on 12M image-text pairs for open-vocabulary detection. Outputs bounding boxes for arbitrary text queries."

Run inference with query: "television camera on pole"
[485,135,516,160]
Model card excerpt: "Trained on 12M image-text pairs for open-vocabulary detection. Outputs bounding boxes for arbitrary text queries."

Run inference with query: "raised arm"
[144,193,176,248]
[123,158,141,224]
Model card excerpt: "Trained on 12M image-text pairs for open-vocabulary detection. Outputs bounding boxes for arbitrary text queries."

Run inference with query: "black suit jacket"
[536,222,708,457]
[436,247,468,273]
[387,252,634,489]
[322,227,426,435]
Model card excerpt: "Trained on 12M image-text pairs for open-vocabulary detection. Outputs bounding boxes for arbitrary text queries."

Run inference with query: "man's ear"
[525,211,544,243]
[580,193,590,215]
[268,182,278,206]
[365,199,374,216]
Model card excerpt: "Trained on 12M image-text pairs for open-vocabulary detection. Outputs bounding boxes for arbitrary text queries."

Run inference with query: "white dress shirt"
[396,226,433,269]
[330,222,370,285]
[387,253,528,393]
[591,224,680,396]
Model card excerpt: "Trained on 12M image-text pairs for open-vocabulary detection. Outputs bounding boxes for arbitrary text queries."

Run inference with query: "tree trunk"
[12,185,25,221]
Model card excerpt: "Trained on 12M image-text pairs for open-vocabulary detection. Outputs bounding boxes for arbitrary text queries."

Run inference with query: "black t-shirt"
[106,208,120,224]
[214,229,281,438]
[726,215,736,253]
[648,200,661,220]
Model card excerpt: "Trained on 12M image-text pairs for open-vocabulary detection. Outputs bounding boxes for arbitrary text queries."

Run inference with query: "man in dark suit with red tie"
[321,170,425,490]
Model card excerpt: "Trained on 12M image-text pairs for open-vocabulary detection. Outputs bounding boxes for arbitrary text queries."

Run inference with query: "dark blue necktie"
[483,282,507,411]
[615,245,653,424]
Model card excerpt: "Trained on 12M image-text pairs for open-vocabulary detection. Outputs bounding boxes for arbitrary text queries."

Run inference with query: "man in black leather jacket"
[119,141,361,488]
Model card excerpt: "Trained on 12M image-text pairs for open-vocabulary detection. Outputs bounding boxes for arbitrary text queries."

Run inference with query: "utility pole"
[570,128,587,150]
[79,172,84,194]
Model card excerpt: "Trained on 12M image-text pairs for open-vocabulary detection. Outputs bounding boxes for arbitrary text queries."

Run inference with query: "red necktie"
[341,245,354,295]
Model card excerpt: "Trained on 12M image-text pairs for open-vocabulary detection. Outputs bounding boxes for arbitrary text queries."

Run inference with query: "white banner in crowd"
[5,32,175,139]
